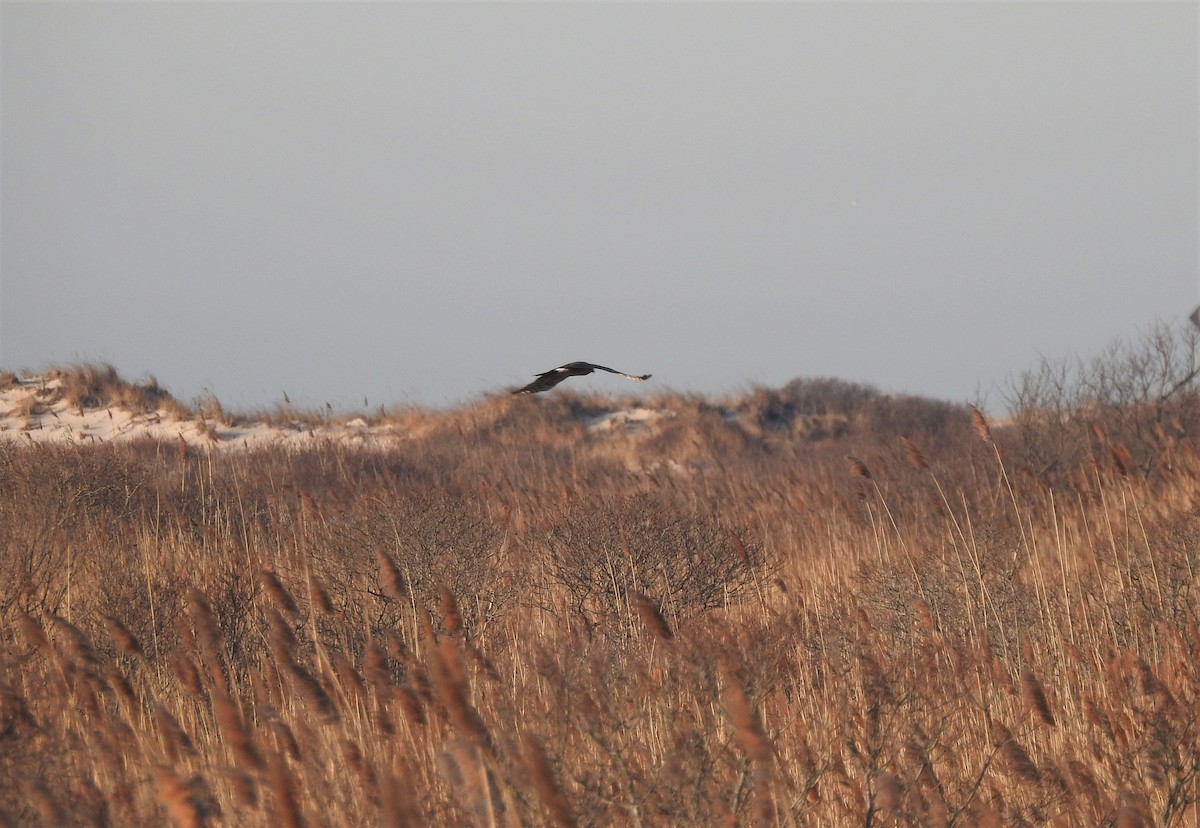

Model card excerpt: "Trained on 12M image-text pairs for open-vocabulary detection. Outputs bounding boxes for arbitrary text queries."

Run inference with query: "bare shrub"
[325,487,511,634]
[537,492,769,633]
[779,376,881,415]
[1003,320,1200,483]
[860,393,969,442]
[0,443,150,620]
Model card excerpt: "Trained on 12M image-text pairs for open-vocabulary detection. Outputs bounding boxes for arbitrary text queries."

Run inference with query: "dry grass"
[1,363,1200,826]
[50,362,189,418]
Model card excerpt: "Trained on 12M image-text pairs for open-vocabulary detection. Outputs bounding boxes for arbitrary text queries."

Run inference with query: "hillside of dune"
[0,362,968,467]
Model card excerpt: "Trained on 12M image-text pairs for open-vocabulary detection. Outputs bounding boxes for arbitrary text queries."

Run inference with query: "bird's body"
[513,361,652,395]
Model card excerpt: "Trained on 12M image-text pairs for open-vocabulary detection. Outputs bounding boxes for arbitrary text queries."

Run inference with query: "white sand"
[0,375,403,449]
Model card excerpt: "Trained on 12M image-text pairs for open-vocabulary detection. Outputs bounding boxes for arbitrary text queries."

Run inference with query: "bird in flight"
[512,361,652,395]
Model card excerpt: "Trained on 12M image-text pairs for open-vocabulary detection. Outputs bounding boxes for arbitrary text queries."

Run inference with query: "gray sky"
[2,2,1196,411]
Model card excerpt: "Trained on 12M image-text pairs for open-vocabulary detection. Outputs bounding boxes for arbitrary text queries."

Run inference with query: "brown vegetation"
[51,362,188,418]
[2,332,1200,825]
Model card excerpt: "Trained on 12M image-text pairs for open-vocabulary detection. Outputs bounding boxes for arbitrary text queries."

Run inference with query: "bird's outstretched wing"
[513,368,575,395]
[589,364,652,382]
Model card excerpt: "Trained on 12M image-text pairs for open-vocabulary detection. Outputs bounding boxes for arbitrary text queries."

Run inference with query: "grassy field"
[1,356,1198,826]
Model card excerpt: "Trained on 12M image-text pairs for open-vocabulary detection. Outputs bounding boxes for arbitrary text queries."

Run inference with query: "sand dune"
[0,373,667,449]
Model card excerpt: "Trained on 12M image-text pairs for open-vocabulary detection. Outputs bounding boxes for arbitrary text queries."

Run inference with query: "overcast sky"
[2,2,1196,411]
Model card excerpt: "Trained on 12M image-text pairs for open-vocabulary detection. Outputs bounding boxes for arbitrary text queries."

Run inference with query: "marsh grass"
[1,358,1199,825]
[52,363,188,418]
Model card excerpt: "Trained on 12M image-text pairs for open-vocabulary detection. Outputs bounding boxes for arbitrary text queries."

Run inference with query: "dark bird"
[512,361,652,395]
